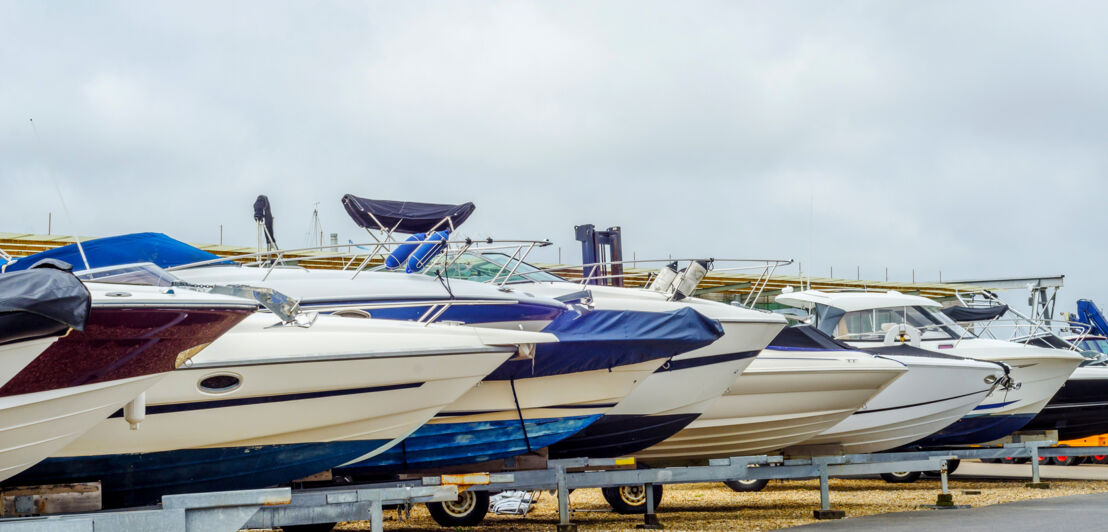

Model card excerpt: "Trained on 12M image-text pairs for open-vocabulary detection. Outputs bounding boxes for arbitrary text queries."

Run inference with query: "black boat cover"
[0,262,90,345]
[341,194,476,234]
[253,195,277,249]
[941,304,1008,322]
[769,325,856,351]
[862,343,978,362]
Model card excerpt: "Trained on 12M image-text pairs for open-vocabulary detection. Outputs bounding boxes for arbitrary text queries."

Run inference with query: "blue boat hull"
[337,414,600,474]
[912,413,1037,447]
[6,440,389,509]
[547,413,701,459]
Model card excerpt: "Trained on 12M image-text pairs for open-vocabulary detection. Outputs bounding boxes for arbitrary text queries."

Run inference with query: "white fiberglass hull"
[801,354,1003,454]
[930,339,1083,418]
[636,349,905,462]
[59,314,524,458]
[0,337,56,388]
[0,374,163,482]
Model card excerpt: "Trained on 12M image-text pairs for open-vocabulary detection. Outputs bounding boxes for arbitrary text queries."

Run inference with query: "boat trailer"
[1,441,1105,531]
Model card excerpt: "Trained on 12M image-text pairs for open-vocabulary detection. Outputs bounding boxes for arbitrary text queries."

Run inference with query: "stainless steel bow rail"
[3,441,1106,531]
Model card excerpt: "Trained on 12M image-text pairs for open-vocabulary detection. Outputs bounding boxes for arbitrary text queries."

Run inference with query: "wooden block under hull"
[1,482,101,516]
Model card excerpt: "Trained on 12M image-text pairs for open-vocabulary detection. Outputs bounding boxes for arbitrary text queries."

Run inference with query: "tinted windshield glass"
[1083,339,1108,354]
[423,252,564,283]
[76,263,179,287]
[834,305,966,341]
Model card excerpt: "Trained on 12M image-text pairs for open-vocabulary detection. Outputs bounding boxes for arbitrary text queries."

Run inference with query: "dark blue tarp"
[341,194,476,234]
[485,306,724,381]
[3,233,228,272]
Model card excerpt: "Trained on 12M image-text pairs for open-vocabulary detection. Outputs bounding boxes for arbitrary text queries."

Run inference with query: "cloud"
[2,1,1106,310]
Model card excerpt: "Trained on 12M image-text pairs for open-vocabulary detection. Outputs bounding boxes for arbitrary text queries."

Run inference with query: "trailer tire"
[1038,455,1054,466]
[601,484,664,514]
[724,478,770,492]
[1092,455,1108,464]
[1054,454,1085,466]
[880,471,922,483]
[281,524,337,532]
[427,490,489,527]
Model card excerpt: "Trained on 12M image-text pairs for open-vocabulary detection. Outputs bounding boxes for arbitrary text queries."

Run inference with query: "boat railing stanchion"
[555,462,576,532]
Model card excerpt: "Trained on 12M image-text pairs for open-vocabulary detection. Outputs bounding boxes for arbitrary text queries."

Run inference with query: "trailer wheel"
[281,524,336,532]
[880,471,922,483]
[724,478,770,492]
[601,484,664,514]
[1037,455,1054,466]
[427,490,489,527]
[1054,454,1085,466]
[1092,455,1108,464]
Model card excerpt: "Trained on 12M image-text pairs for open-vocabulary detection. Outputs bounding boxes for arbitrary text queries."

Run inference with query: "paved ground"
[785,491,1108,530]
[953,461,1108,481]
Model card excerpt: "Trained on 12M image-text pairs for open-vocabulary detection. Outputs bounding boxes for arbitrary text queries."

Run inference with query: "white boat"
[515,281,788,459]
[171,259,722,474]
[633,326,907,462]
[17,311,552,508]
[776,290,1085,445]
[1,268,255,484]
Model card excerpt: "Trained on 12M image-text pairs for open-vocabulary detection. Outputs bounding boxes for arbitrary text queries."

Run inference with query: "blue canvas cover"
[3,233,228,272]
[485,306,723,381]
[341,194,476,234]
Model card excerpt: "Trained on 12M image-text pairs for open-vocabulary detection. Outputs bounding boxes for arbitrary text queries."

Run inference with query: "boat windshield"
[75,263,180,287]
[422,252,564,283]
[1080,338,1108,354]
[831,305,970,341]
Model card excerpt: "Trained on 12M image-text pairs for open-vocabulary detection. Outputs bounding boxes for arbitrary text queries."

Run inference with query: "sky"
[1,1,1105,312]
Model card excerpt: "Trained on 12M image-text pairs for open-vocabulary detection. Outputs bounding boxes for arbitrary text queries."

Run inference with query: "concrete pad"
[784,492,1108,531]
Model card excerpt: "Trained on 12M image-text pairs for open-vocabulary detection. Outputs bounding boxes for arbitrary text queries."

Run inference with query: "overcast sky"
[2,1,1105,311]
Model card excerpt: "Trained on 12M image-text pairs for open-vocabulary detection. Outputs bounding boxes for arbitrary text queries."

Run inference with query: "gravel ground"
[329,477,1108,531]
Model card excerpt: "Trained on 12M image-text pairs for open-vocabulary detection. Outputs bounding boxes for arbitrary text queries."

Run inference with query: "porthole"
[334,309,372,319]
[198,373,242,394]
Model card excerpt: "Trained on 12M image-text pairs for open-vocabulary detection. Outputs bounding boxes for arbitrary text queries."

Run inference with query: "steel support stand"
[923,459,968,509]
[637,483,662,529]
[1027,443,1050,489]
[555,463,577,532]
[812,462,844,519]
[369,496,383,532]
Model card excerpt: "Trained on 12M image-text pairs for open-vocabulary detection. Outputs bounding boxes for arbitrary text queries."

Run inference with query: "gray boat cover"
[0,262,91,345]
[342,194,476,234]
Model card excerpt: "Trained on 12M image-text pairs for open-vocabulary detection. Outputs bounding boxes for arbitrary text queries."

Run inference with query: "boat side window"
[837,309,891,341]
[1087,339,1108,354]
[916,306,972,339]
[76,263,179,287]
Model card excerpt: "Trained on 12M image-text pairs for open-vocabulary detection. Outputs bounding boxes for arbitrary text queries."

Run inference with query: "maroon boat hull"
[0,308,252,397]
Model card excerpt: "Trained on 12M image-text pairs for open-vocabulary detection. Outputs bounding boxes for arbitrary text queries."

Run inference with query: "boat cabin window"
[829,305,969,341]
[422,252,564,283]
[75,263,179,287]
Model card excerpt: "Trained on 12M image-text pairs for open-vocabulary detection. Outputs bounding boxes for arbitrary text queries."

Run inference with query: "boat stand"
[0,487,289,532]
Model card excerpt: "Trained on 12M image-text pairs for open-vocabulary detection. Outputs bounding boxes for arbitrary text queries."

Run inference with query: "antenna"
[29,119,90,271]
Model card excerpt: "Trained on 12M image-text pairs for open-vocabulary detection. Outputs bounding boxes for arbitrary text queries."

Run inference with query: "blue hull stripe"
[338,414,600,473]
[107,381,424,418]
[912,413,1037,447]
[7,440,390,510]
[659,350,760,372]
[973,400,1019,411]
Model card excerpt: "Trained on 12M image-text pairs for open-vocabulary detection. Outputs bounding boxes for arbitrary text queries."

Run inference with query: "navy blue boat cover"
[941,305,1008,322]
[3,233,227,272]
[485,306,724,381]
[0,265,90,345]
[342,194,476,234]
[253,195,277,249]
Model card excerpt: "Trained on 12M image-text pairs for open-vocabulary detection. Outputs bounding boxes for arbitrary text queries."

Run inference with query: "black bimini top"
[0,262,91,346]
[341,194,476,234]
[768,325,857,351]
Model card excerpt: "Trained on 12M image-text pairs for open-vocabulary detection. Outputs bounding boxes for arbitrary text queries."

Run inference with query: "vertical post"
[940,461,949,495]
[1031,445,1040,484]
[556,464,576,532]
[819,464,830,512]
[370,496,383,532]
[638,483,662,528]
